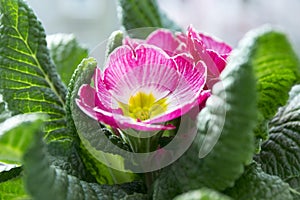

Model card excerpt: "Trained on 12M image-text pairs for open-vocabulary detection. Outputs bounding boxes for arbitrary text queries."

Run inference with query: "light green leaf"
[105,30,124,59]
[173,188,232,200]
[249,26,300,139]
[0,0,71,143]
[23,131,145,200]
[0,114,43,164]
[225,163,292,200]
[0,177,30,200]
[47,34,88,85]
[117,0,181,38]
[254,84,300,197]
[67,57,138,184]
[153,23,258,199]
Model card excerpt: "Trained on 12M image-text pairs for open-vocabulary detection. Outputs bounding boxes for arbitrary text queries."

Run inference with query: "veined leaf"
[105,30,124,59]
[117,0,181,38]
[0,177,30,200]
[255,85,300,197]
[23,130,146,200]
[225,163,292,200]
[153,23,258,199]
[0,0,70,142]
[173,188,232,200]
[0,165,22,183]
[249,27,300,139]
[47,34,88,85]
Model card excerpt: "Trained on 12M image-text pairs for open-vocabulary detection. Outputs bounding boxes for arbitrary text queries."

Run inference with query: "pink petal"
[93,107,175,131]
[104,45,180,103]
[199,33,232,55]
[146,29,181,56]
[123,36,143,50]
[145,57,207,124]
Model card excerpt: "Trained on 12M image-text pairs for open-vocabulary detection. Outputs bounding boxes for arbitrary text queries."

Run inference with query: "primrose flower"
[76,26,231,132]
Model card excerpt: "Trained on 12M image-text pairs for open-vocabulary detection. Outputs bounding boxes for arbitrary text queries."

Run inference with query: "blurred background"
[27,0,300,56]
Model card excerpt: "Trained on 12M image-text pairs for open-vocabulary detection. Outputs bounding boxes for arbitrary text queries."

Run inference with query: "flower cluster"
[76,25,232,132]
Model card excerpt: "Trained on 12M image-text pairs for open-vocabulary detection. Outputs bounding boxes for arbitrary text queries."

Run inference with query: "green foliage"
[255,85,300,196]
[47,34,88,85]
[0,0,71,143]
[153,23,258,199]
[0,166,22,183]
[23,131,146,200]
[67,57,138,184]
[225,163,292,200]
[117,0,181,38]
[249,27,300,139]
[0,114,43,164]
[0,177,30,200]
[173,188,232,200]
[105,30,124,59]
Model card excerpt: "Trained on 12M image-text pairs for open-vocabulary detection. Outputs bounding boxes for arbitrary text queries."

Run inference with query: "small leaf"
[0,114,43,164]
[173,188,232,200]
[225,163,292,200]
[0,177,30,200]
[117,0,181,38]
[153,25,258,199]
[0,0,71,143]
[105,30,124,59]
[254,84,300,195]
[23,130,145,200]
[0,166,22,183]
[47,34,88,85]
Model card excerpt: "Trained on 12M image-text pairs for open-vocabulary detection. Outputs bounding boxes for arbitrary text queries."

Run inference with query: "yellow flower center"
[119,92,168,121]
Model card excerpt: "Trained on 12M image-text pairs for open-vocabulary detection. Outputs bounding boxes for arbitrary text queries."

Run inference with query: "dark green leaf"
[117,0,181,38]
[47,34,88,85]
[173,188,232,200]
[23,130,145,200]
[0,166,22,183]
[153,24,258,199]
[225,163,292,200]
[254,84,300,196]
[0,0,71,143]
[249,26,300,140]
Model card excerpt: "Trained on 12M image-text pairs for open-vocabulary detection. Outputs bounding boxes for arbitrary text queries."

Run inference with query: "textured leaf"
[0,166,22,183]
[254,84,300,196]
[0,177,30,200]
[173,188,232,200]
[47,34,88,85]
[225,163,292,200]
[0,114,43,164]
[117,0,181,38]
[249,27,300,139]
[105,30,124,59]
[153,25,257,199]
[67,57,138,184]
[0,0,70,143]
[23,130,145,200]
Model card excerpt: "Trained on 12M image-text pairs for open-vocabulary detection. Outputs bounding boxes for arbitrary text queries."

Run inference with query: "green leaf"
[249,26,300,139]
[0,114,43,164]
[105,30,124,59]
[117,0,181,38]
[47,34,88,85]
[173,188,232,200]
[254,84,300,195]
[0,165,22,183]
[153,24,258,199]
[225,162,293,200]
[0,0,70,143]
[67,57,138,184]
[0,177,30,200]
[23,130,145,200]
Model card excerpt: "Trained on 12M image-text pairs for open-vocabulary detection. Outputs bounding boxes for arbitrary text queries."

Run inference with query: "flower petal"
[146,29,181,56]
[104,45,180,103]
[199,32,232,55]
[93,107,175,131]
[145,56,207,123]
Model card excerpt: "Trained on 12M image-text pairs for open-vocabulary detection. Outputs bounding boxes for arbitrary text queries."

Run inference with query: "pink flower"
[76,26,231,131]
